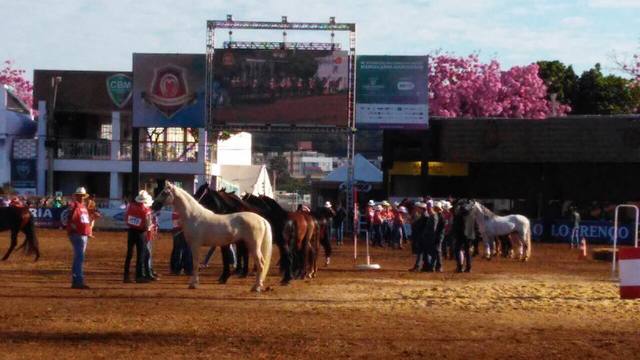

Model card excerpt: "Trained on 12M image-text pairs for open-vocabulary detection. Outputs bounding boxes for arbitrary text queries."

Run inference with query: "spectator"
[66,187,92,289]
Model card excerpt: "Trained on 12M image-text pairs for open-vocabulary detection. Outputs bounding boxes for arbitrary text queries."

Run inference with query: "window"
[5,86,29,114]
[100,124,112,140]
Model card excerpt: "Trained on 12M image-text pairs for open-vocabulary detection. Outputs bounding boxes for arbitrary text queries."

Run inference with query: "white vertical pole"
[36,101,47,196]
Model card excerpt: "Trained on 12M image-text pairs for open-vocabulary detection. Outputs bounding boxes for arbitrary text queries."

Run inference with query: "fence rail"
[55,140,111,160]
[53,139,214,162]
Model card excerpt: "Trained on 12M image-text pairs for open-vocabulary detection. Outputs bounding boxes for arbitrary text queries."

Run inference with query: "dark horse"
[1,206,40,261]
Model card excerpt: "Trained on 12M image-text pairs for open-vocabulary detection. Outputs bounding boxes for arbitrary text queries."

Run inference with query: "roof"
[219,165,265,195]
[322,154,382,183]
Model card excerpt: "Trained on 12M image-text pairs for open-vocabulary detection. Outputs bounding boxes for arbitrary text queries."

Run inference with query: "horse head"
[152,181,176,211]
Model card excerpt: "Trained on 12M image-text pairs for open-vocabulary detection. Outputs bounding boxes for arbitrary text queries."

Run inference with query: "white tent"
[323,154,382,183]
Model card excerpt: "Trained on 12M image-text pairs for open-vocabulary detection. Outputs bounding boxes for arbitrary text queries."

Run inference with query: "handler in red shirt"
[66,187,92,289]
[123,190,153,283]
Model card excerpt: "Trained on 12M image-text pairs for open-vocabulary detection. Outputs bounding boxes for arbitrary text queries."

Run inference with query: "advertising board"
[355,56,428,129]
[211,49,349,127]
[133,54,206,128]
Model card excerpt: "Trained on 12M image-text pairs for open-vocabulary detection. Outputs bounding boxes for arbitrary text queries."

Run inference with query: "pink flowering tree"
[429,54,569,119]
[620,54,640,84]
[0,60,33,109]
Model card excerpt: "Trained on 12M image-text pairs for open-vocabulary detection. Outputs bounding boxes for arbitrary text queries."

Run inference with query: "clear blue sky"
[2,0,639,80]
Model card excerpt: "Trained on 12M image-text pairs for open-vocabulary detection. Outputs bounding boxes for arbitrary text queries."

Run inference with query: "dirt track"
[0,229,638,359]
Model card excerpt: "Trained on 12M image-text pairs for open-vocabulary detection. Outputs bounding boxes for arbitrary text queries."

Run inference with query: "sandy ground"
[0,229,638,360]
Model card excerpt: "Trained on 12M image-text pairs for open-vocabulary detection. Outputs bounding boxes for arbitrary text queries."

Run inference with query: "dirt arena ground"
[0,229,638,359]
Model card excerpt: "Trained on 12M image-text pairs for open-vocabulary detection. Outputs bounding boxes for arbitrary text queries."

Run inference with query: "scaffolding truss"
[206,16,357,226]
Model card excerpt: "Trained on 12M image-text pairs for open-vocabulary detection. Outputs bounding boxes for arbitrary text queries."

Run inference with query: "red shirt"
[125,202,150,231]
[67,201,92,236]
[394,212,405,226]
[373,211,383,225]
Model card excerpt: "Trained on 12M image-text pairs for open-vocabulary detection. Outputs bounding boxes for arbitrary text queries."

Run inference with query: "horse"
[469,201,531,261]
[152,182,273,292]
[0,206,40,261]
[242,194,298,284]
[256,195,318,280]
[192,184,245,284]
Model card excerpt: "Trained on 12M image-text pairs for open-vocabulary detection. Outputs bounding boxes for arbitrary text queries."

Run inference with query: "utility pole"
[46,76,62,196]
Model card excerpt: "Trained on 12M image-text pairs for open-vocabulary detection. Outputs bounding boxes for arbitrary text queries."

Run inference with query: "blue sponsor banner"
[133,54,205,128]
[531,220,635,245]
[29,207,66,228]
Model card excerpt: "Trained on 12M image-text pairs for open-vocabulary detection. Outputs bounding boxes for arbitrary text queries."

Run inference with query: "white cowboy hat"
[415,202,427,209]
[443,201,452,210]
[135,190,153,206]
[393,201,400,207]
[399,206,408,214]
[367,200,375,206]
[73,187,88,197]
[381,200,390,207]
[426,199,434,207]
[433,201,443,209]
[375,205,383,211]
[324,201,332,208]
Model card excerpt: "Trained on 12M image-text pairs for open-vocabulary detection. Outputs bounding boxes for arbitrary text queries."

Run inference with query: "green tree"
[267,155,291,184]
[573,64,640,115]
[537,60,578,106]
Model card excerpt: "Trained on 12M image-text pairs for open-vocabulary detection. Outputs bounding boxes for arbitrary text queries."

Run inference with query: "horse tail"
[259,219,273,285]
[16,211,40,261]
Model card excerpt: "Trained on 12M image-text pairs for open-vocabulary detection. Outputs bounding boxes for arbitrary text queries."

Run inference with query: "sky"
[1,0,639,80]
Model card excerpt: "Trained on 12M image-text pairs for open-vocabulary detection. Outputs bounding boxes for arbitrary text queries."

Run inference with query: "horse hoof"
[218,277,229,284]
[188,284,197,289]
[251,285,262,293]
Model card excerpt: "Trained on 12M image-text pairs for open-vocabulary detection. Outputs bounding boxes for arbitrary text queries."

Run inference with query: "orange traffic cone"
[578,238,588,259]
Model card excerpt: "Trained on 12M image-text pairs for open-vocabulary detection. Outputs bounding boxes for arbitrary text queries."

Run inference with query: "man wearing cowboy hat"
[66,187,92,289]
[123,190,154,283]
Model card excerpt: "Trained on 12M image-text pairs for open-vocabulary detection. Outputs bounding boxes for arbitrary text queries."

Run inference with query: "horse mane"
[259,196,288,217]
[170,184,211,216]
[476,202,497,218]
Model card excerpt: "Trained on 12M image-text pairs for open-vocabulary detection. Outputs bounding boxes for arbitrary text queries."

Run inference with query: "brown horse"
[257,196,319,279]
[0,206,40,261]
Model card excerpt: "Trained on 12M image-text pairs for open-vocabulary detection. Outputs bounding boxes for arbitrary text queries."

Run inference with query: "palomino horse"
[469,201,531,261]
[0,206,40,261]
[152,183,273,292]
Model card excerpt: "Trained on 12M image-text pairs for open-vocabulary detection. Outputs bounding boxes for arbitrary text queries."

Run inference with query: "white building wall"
[216,132,252,166]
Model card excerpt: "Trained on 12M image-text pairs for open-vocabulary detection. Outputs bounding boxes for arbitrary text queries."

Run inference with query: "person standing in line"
[86,194,101,238]
[441,201,454,259]
[334,203,347,246]
[392,206,407,249]
[570,206,581,248]
[66,187,92,289]
[409,202,428,271]
[372,205,384,247]
[123,190,153,283]
[421,202,439,272]
[145,202,160,281]
[170,211,193,275]
[454,201,474,273]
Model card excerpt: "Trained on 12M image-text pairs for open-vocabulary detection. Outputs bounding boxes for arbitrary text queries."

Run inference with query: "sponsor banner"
[531,220,636,245]
[133,54,206,128]
[211,49,349,127]
[106,73,133,109]
[30,207,174,230]
[11,159,37,188]
[356,55,429,129]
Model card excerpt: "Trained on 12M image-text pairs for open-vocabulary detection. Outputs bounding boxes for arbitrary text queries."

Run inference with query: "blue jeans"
[69,234,88,285]
[570,226,580,247]
[335,223,344,244]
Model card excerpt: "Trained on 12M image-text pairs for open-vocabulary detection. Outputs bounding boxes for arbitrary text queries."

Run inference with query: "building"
[382,115,640,216]
[0,85,37,193]
[33,69,213,203]
[288,150,334,179]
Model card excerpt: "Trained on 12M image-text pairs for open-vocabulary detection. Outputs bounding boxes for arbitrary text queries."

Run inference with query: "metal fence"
[55,140,111,160]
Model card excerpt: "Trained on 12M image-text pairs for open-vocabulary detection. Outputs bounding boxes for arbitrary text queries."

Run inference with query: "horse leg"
[188,243,200,289]
[1,229,18,261]
[218,245,233,284]
[250,248,264,292]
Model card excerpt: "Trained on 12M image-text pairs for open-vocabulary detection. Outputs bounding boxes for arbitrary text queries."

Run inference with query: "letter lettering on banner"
[43,209,52,219]
[558,225,569,237]
[29,208,37,218]
[619,227,629,240]
[598,227,608,238]
[533,223,543,237]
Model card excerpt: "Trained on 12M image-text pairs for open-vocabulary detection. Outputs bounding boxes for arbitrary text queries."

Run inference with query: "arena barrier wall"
[531,220,636,245]
[29,207,174,231]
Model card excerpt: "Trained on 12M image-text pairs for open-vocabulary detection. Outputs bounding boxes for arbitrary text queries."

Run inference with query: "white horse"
[153,182,273,292]
[470,201,532,261]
